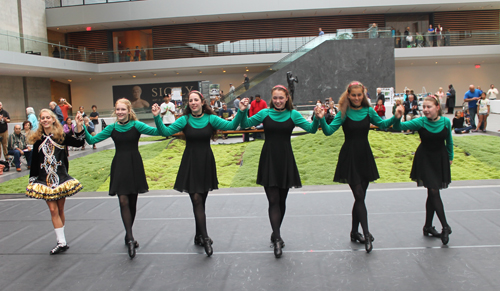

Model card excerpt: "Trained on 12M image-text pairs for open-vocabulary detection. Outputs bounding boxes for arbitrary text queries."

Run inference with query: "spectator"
[318,27,324,36]
[243,74,250,91]
[427,24,435,47]
[78,106,86,118]
[49,102,64,124]
[487,84,498,100]
[415,32,424,47]
[22,120,33,137]
[404,94,419,127]
[83,116,96,149]
[367,23,378,38]
[444,29,451,46]
[89,105,99,132]
[233,96,241,112]
[446,84,456,114]
[134,46,140,61]
[140,47,147,61]
[63,117,75,135]
[219,104,234,139]
[392,99,403,121]
[376,88,385,104]
[52,47,60,58]
[212,96,222,114]
[7,124,32,172]
[435,87,446,113]
[403,27,412,48]
[125,48,131,62]
[0,102,11,160]
[26,107,38,130]
[374,99,386,119]
[463,84,481,128]
[474,92,490,132]
[403,89,410,101]
[58,98,72,121]
[436,24,443,47]
[452,111,471,134]
[249,94,268,139]
[160,94,176,130]
[219,90,225,102]
[229,83,235,95]
[325,100,338,124]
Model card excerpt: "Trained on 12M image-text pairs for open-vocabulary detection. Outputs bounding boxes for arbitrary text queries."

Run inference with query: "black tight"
[189,192,209,238]
[349,181,369,236]
[118,194,138,242]
[264,187,289,239]
[425,188,449,228]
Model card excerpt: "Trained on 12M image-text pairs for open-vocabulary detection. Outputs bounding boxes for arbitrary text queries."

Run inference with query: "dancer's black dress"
[153,112,244,193]
[26,132,85,200]
[394,116,453,189]
[241,109,319,188]
[319,107,397,183]
[84,121,162,195]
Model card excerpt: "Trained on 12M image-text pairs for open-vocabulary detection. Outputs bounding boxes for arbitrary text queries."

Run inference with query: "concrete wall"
[240,38,395,104]
[396,63,498,107]
[0,76,51,121]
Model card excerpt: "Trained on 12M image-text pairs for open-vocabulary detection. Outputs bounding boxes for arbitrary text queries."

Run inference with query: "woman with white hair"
[26,107,38,130]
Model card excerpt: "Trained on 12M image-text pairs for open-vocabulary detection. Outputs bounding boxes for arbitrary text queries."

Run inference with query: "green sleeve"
[209,110,244,130]
[85,123,113,145]
[291,110,319,133]
[154,115,186,137]
[241,109,266,128]
[445,118,454,161]
[320,111,343,136]
[393,117,425,131]
[134,121,162,136]
[368,107,396,129]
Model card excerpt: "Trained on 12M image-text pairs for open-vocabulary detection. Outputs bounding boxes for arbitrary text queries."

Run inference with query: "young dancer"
[83,98,162,259]
[394,96,453,244]
[240,85,322,258]
[151,91,247,257]
[317,81,402,253]
[26,109,85,254]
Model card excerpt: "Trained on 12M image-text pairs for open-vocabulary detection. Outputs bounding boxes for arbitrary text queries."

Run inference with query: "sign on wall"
[112,81,200,111]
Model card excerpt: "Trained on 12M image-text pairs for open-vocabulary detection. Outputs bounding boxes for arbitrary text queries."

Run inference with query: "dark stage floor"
[1,182,500,291]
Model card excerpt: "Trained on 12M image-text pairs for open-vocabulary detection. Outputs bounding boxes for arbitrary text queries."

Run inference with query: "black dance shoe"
[124,235,139,248]
[127,241,136,259]
[194,235,204,246]
[364,233,374,253]
[423,226,441,237]
[273,238,284,258]
[441,226,452,245]
[270,234,285,248]
[203,237,213,257]
[50,243,69,255]
[350,232,366,243]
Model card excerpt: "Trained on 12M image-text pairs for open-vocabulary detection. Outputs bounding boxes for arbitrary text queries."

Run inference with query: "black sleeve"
[63,130,86,147]
[29,141,40,181]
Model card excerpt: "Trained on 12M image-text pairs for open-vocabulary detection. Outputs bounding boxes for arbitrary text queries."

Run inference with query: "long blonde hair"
[29,109,65,144]
[113,98,138,121]
[338,81,371,119]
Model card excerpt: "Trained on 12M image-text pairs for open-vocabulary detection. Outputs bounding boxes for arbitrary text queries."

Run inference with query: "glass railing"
[46,0,134,8]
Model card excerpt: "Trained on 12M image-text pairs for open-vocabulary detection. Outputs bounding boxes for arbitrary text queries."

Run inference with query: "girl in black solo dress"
[240,85,323,258]
[317,81,403,253]
[83,98,162,259]
[26,109,85,254]
[394,96,453,244]
[151,91,247,257]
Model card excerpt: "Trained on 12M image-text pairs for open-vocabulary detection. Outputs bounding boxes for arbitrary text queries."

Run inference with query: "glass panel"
[61,0,84,6]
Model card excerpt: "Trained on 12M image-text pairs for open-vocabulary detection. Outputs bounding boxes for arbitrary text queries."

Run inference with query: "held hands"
[75,112,84,132]
[239,98,250,111]
[395,105,405,119]
[151,103,161,116]
[314,105,325,119]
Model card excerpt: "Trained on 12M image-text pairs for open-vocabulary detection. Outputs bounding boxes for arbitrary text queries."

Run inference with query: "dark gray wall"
[0,76,51,121]
[240,38,395,105]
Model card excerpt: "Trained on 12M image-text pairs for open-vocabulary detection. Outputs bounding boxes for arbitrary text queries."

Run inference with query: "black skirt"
[174,122,218,193]
[334,115,379,184]
[109,127,148,196]
[410,127,451,189]
[257,116,302,188]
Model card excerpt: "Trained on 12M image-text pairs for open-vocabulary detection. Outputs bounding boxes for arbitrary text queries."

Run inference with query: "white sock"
[54,227,67,245]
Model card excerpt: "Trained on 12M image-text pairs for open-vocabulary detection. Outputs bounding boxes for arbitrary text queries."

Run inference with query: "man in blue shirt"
[464,84,482,128]
[318,28,324,36]
[49,101,64,124]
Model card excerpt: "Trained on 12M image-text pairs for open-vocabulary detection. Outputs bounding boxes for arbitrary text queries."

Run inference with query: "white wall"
[396,63,498,107]
[70,73,257,113]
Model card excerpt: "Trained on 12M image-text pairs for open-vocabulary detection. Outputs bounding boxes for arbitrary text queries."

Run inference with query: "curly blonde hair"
[338,81,371,119]
[29,109,65,144]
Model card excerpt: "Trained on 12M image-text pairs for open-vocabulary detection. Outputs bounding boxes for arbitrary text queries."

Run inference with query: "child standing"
[474,92,490,132]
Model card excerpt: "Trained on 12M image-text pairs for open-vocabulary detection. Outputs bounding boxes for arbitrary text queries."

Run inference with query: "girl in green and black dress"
[317,81,403,253]
[393,96,453,245]
[151,91,246,257]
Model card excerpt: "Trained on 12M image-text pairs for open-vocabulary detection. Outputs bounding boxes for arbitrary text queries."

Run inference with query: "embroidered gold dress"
[26,131,85,200]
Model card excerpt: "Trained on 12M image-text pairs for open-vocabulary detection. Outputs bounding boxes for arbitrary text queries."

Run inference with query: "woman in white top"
[435,87,446,113]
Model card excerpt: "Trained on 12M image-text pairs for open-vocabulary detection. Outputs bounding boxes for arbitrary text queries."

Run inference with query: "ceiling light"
[246,69,249,72]
[154,73,157,76]
[132,75,136,78]
[68,79,72,82]
[223,70,226,73]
